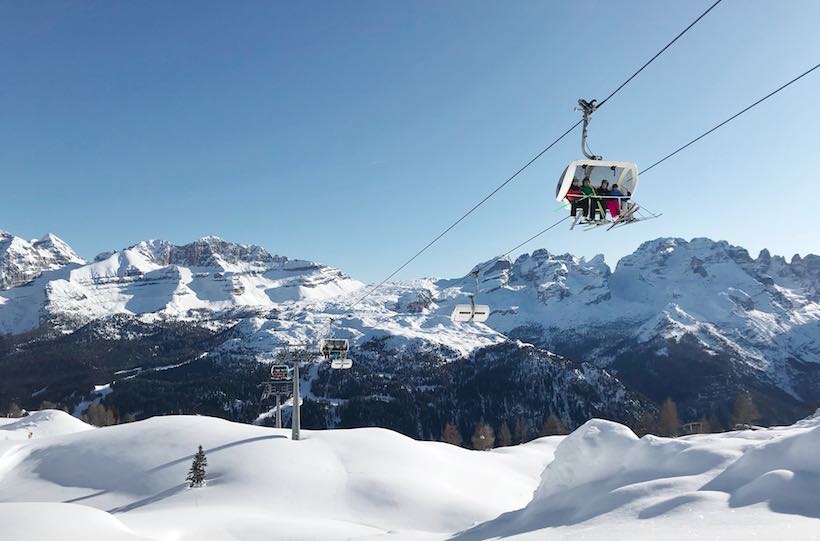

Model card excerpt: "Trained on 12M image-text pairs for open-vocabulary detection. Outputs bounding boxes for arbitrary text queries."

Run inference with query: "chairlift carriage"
[451,270,490,323]
[320,323,353,369]
[556,99,660,230]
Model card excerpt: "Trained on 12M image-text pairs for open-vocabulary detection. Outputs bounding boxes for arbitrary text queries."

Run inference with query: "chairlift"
[320,338,349,360]
[556,99,660,230]
[451,270,490,323]
[320,320,354,370]
[270,364,291,381]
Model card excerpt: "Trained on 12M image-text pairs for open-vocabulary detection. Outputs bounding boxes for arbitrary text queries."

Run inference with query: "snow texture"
[2,411,820,540]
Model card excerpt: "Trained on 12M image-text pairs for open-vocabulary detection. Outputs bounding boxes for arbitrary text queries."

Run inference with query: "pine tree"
[541,414,570,436]
[186,445,208,488]
[7,403,23,418]
[497,422,513,447]
[732,394,760,428]
[82,403,117,427]
[38,400,57,410]
[471,418,495,450]
[513,416,529,444]
[441,422,463,447]
[659,398,680,437]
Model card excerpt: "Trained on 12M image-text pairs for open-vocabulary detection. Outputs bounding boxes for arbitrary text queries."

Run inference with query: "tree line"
[438,393,764,449]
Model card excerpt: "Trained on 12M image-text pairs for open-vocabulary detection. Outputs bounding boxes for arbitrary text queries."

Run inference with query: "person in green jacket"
[580,178,595,222]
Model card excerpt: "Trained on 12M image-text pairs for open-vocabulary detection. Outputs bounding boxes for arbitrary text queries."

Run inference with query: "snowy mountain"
[0,231,84,290]
[0,235,362,334]
[0,231,818,433]
[453,238,820,415]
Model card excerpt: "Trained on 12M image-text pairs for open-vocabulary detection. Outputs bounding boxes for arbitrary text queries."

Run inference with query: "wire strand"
[640,61,820,175]
[597,0,724,108]
[349,1,723,308]
[502,216,571,258]
[502,62,820,256]
[350,120,581,308]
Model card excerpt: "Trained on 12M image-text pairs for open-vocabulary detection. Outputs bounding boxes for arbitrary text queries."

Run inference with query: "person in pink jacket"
[608,184,624,219]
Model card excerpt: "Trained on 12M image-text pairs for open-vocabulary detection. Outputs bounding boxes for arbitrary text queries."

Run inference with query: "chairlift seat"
[330,359,353,370]
[451,304,490,323]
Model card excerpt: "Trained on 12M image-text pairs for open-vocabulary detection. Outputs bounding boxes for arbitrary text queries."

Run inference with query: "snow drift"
[456,413,820,540]
[0,412,558,541]
[2,411,820,540]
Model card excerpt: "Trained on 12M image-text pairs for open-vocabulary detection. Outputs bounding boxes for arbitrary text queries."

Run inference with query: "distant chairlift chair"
[320,338,353,369]
[451,270,490,323]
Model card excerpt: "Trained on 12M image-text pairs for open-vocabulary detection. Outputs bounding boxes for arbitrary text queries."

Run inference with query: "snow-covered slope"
[0,409,93,440]
[0,235,363,334]
[0,231,84,290]
[2,411,819,540]
[424,238,820,401]
[0,412,559,540]
[457,412,820,540]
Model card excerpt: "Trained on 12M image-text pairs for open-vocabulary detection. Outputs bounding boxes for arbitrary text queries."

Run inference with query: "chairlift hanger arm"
[577,99,602,161]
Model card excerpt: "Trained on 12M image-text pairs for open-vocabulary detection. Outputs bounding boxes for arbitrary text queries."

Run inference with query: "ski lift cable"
[640,61,820,175]
[596,0,723,109]
[349,120,581,309]
[502,61,820,256]
[501,216,572,259]
[348,2,722,309]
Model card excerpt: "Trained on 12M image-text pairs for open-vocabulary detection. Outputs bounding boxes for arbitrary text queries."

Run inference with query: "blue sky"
[2,1,819,282]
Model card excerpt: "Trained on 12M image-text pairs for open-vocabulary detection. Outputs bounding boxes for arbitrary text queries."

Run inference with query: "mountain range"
[1,230,818,439]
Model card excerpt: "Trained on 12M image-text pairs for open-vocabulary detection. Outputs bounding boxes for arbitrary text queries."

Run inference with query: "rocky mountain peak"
[0,231,84,290]
[167,236,282,269]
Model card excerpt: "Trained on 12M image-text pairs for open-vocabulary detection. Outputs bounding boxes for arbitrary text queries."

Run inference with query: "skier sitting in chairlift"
[591,180,610,222]
[566,178,587,220]
[580,177,595,222]
[609,183,623,219]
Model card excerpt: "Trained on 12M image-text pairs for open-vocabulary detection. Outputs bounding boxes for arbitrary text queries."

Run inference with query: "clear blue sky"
[2,1,819,282]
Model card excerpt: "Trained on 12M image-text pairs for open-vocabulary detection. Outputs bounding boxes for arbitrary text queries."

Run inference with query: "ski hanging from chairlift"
[555,99,661,230]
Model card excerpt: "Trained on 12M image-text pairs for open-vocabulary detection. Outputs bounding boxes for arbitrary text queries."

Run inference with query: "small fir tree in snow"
[186,445,208,488]
[732,394,760,428]
[497,421,513,447]
[659,398,680,437]
[441,422,463,447]
[541,414,570,436]
[471,418,495,450]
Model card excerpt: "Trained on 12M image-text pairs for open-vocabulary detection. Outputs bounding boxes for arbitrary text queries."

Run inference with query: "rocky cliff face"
[0,231,84,290]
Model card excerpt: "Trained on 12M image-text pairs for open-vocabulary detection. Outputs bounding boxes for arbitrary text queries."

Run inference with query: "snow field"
[0,411,558,540]
[456,415,820,540]
[2,410,820,540]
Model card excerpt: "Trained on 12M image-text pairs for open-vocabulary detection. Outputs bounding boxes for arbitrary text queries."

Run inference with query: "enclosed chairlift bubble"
[556,160,638,205]
[556,99,658,230]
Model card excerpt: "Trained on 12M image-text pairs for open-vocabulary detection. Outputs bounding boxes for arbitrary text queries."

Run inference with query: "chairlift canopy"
[556,160,638,204]
[320,338,349,360]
